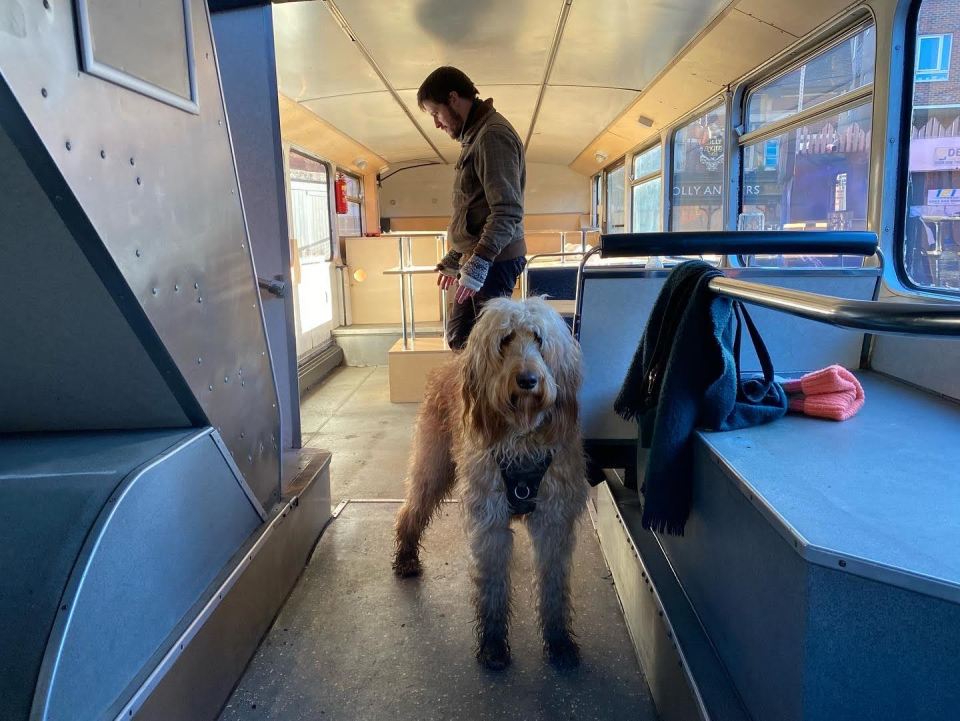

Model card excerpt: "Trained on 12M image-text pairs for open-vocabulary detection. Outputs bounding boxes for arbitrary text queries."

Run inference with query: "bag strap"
[732,300,776,403]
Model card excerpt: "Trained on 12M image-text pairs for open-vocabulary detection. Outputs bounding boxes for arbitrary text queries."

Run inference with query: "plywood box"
[387,338,453,403]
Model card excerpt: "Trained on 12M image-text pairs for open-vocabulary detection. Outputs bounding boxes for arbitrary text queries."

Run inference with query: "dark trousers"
[447,257,526,351]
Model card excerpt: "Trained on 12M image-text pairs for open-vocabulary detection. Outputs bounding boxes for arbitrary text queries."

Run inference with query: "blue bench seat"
[654,372,960,721]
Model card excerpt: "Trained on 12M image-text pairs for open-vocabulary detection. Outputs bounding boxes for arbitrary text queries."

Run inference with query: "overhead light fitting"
[594,151,608,164]
[636,115,654,127]
[355,158,368,170]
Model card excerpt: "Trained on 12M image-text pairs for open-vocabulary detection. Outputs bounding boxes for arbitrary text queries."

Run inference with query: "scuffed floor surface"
[218,502,656,721]
[218,364,656,720]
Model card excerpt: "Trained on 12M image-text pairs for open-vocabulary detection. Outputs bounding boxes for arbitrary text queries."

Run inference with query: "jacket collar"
[459,98,495,144]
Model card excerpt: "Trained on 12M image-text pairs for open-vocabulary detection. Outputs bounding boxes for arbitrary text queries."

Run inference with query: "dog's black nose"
[516,372,539,390]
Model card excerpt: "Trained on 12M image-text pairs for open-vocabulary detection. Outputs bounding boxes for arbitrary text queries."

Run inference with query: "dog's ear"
[460,338,506,448]
[543,312,583,443]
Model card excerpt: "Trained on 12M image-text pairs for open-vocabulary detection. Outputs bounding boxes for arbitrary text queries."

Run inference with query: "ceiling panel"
[734,0,854,38]
[332,0,558,89]
[302,93,439,163]
[551,0,731,90]
[526,85,638,164]
[672,11,793,88]
[273,2,384,101]
[397,85,541,162]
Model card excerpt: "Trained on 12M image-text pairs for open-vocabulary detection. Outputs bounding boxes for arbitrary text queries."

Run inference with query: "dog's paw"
[546,637,581,670]
[392,553,422,578]
[477,638,511,671]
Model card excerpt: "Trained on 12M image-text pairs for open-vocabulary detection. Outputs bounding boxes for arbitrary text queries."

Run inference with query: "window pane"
[605,164,626,234]
[918,36,941,70]
[338,200,363,237]
[742,103,872,267]
[672,105,726,231]
[632,177,662,232]
[904,5,960,291]
[343,172,362,198]
[633,145,661,179]
[289,151,331,261]
[747,26,875,132]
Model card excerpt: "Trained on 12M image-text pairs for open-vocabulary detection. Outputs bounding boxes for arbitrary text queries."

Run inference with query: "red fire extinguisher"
[334,173,348,215]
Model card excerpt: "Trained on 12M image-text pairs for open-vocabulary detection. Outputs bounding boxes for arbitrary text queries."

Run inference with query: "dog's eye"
[499,332,515,352]
[533,332,543,347]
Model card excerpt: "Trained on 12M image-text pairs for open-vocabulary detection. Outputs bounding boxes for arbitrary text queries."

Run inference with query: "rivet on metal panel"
[65,141,71,151]
[218,119,223,126]
[43,0,50,9]
[205,52,210,59]
[129,157,135,166]
[194,282,200,289]
[198,296,203,303]
[240,432,245,439]
[61,604,67,611]
[100,149,106,159]
[838,559,847,568]
[241,380,245,387]
[197,357,202,364]
[136,177,142,185]
[175,284,180,292]
[151,288,158,295]
[135,249,141,257]
[209,385,214,391]
[224,376,229,383]
[241,243,245,249]
[247,455,253,463]
[41,88,47,98]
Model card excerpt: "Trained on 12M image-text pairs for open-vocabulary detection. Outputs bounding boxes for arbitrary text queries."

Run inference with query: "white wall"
[379,162,590,217]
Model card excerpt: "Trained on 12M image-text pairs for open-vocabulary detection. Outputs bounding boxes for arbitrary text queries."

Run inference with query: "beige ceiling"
[272,0,730,167]
[273,0,861,173]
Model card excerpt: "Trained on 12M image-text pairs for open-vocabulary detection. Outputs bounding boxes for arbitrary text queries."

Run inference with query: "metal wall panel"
[0,429,195,721]
[211,5,301,450]
[0,124,191,432]
[871,334,960,402]
[31,429,262,721]
[0,0,281,505]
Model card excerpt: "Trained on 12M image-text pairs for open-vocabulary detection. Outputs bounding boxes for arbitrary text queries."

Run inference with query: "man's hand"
[437,273,457,291]
[455,284,477,304]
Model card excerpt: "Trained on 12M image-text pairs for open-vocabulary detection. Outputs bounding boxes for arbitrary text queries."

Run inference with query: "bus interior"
[1,0,959,719]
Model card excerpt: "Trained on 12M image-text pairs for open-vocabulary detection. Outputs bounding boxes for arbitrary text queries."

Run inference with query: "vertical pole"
[405,236,416,343]
[398,236,408,350]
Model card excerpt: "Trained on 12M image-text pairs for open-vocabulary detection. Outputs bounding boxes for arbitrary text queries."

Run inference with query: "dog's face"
[460,297,581,447]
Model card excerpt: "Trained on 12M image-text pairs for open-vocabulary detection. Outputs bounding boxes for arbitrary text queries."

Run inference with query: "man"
[417,66,527,351]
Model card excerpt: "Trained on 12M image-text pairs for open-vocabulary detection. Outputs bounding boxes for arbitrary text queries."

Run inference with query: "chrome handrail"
[522,251,586,297]
[708,277,960,337]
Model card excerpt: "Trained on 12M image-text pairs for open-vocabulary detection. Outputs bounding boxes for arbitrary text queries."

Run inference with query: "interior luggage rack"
[574,231,960,337]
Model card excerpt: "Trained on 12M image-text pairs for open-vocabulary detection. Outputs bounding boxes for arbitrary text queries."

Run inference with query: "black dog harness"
[497,453,554,516]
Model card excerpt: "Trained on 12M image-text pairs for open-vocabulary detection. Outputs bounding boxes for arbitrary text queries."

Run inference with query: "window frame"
[603,158,627,235]
[337,169,364,237]
[895,0,960,298]
[915,33,952,82]
[629,141,663,232]
[669,99,728,232]
[288,147,336,263]
[735,19,877,261]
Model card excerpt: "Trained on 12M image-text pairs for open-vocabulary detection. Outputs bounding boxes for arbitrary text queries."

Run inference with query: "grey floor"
[219,366,656,721]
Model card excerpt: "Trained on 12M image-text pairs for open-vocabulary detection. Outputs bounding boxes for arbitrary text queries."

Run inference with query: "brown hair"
[417,66,479,110]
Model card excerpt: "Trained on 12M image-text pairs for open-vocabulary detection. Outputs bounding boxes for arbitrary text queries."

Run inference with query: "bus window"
[605,161,626,234]
[337,171,364,237]
[631,144,662,232]
[671,104,726,231]
[740,24,875,267]
[903,0,960,293]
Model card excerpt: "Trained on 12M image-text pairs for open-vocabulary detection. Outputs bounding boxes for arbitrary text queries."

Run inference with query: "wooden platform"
[387,337,453,403]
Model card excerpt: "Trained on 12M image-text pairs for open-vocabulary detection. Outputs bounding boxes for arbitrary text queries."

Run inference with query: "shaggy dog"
[392,296,587,671]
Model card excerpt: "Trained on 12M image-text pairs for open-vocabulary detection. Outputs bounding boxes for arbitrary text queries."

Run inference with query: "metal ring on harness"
[514,484,531,500]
